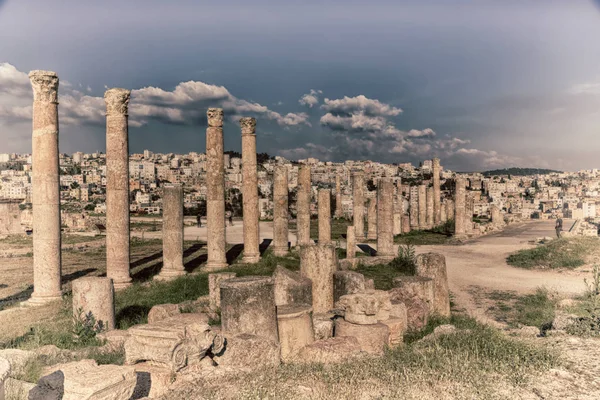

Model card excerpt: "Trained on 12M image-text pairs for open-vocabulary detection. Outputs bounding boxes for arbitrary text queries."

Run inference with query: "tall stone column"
[432,158,441,225]
[465,192,474,235]
[418,184,427,230]
[367,197,377,240]
[240,117,260,263]
[426,187,434,229]
[206,108,228,270]
[28,70,62,305]
[105,88,132,289]
[318,189,331,244]
[335,174,343,218]
[156,184,185,280]
[440,200,447,223]
[446,199,455,222]
[454,178,466,237]
[272,165,289,256]
[296,165,311,246]
[300,244,337,313]
[377,178,394,259]
[346,225,356,259]
[409,186,419,229]
[352,172,365,240]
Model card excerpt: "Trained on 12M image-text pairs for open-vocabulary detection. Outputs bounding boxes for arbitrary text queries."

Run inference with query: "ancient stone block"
[394,299,428,331]
[312,313,334,340]
[415,253,451,317]
[213,334,280,371]
[276,305,314,362]
[380,318,406,346]
[272,165,289,256]
[335,290,391,325]
[296,337,362,364]
[333,271,365,303]
[72,277,115,331]
[220,276,278,342]
[272,266,312,307]
[28,370,63,400]
[318,189,332,244]
[300,244,337,313]
[334,319,390,355]
[125,314,223,372]
[147,304,181,324]
[208,272,236,310]
[0,357,9,400]
[391,276,435,312]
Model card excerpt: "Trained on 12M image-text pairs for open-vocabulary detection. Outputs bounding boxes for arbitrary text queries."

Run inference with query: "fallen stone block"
[273,266,312,307]
[277,305,314,362]
[334,319,390,355]
[380,317,407,347]
[394,298,429,331]
[208,272,236,310]
[132,362,175,399]
[391,276,434,312]
[312,313,334,340]
[333,271,365,303]
[296,337,362,364]
[147,304,181,324]
[415,253,451,317]
[212,333,280,371]
[335,290,391,325]
[0,349,35,378]
[28,370,64,400]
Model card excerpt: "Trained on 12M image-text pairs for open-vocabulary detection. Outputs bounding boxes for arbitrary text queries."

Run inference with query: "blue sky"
[1,0,600,171]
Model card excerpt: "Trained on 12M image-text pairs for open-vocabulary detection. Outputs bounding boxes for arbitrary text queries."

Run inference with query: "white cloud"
[321,95,402,117]
[298,89,322,108]
[0,63,30,97]
[570,82,600,95]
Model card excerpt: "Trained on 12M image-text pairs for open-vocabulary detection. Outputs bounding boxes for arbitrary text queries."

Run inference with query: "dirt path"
[416,220,588,324]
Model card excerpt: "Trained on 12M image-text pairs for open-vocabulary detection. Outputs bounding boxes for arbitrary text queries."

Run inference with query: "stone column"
[272,165,289,256]
[346,225,356,259]
[28,71,62,305]
[300,244,337,313]
[240,117,260,263]
[393,212,402,236]
[220,276,279,342]
[409,186,419,229]
[105,88,132,289]
[335,174,343,218]
[402,215,411,233]
[318,189,331,244]
[454,177,466,237]
[206,108,228,270]
[426,187,434,229]
[377,178,394,259]
[156,184,185,280]
[367,197,377,240]
[352,172,365,240]
[440,200,447,223]
[465,192,474,235]
[296,165,311,246]
[446,199,455,222]
[432,158,441,225]
[72,277,115,331]
[418,184,427,230]
[277,305,314,362]
[416,253,451,317]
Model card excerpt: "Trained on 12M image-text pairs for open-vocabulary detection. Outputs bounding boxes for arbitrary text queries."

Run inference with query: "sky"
[1,0,600,172]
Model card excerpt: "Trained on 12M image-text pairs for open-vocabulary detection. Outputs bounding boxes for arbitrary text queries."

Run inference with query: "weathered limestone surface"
[352,172,365,240]
[346,225,356,260]
[105,88,132,289]
[335,174,343,218]
[205,108,228,270]
[213,333,280,371]
[334,319,390,355]
[446,199,455,223]
[240,117,260,263]
[296,336,362,364]
[72,277,115,331]
[272,165,289,256]
[440,200,447,223]
[333,271,365,303]
[433,158,441,224]
[296,165,311,246]
[272,266,312,307]
[208,272,236,310]
[465,192,474,235]
[312,313,334,340]
[381,318,406,346]
[418,184,427,230]
[300,244,337,313]
[409,187,419,229]
[147,304,181,324]
[29,70,62,304]
[402,215,411,234]
[393,212,402,236]
[276,305,314,362]
[0,357,9,400]
[39,359,137,400]
[377,178,394,258]
[318,189,331,244]
[336,290,391,325]
[391,276,434,312]
[125,314,222,372]
[454,177,466,237]
[416,253,451,317]
[157,184,186,280]
[220,276,279,342]
[426,187,434,229]
[367,198,377,240]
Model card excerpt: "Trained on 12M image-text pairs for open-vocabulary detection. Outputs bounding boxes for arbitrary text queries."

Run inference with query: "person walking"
[196,214,202,228]
[555,217,563,238]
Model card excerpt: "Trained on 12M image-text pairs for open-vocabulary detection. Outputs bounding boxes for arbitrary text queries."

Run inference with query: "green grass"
[289,218,352,241]
[355,246,417,290]
[486,288,556,328]
[507,237,600,269]
[394,230,453,245]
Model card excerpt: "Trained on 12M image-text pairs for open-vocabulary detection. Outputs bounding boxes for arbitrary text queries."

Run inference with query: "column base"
[367,234,377,240]
[154,269,187,281]
[205,262,229,272]
[241,254,261,264]
[112,280,132,290]
[21,292,63,307]
[272,247,289,257]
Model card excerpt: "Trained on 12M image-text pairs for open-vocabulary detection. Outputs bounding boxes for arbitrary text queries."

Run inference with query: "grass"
[180,314,560,399]
[355,245,417,290]
[394,230,453,245]
[506,237,600,269]
[486,288,556,329]
[0,234,104,249]
[289,218,352,241]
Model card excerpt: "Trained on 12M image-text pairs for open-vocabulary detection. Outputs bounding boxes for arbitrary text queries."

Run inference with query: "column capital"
[29,70,58,103]
[239,117,256,135]
[207,108,224,127]
[104,88,131,116]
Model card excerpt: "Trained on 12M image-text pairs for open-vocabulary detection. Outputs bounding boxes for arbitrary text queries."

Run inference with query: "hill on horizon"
[481,167,562,177]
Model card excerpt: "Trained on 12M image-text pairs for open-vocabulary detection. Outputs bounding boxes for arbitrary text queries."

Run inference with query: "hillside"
[482,167,562,177]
